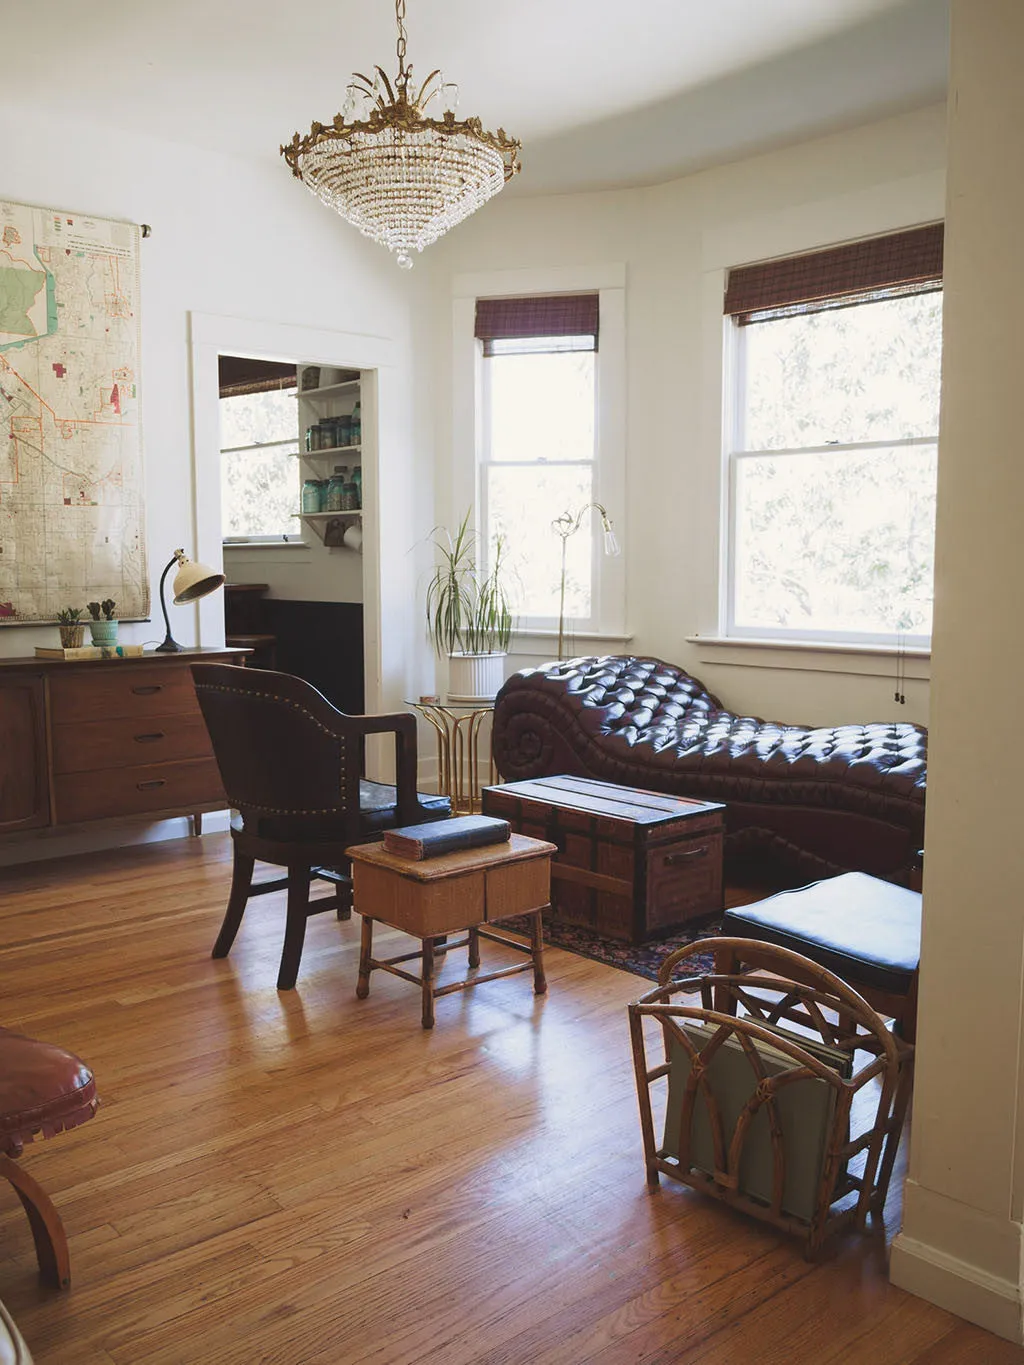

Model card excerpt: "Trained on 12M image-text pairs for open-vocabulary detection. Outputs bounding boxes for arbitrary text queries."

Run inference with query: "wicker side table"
[347,832,555,1028]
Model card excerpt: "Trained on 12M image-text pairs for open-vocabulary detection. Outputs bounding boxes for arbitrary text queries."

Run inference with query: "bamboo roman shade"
[218,356,297,398]
[724,223,944,323]
[475,294,599,354]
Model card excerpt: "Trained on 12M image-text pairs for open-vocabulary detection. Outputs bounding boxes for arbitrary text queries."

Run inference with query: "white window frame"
[479,338,601,633]
[723,302,940,649]
[219,418,306,547]
[451,266,627,647]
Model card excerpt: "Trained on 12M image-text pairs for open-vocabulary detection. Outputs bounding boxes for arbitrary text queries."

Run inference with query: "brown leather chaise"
[492,656,926,885]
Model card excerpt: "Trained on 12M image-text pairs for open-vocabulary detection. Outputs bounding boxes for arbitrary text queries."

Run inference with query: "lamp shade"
[172,557,225,604]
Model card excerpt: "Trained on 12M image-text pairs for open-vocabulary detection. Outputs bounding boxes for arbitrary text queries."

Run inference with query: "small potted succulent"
[56,606,85,649]
[87,598,118,647]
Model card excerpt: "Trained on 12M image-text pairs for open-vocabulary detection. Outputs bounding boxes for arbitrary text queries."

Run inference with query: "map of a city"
[0,200,148,624]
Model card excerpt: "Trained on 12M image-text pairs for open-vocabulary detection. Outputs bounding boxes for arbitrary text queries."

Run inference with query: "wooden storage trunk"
[482,775,725,944]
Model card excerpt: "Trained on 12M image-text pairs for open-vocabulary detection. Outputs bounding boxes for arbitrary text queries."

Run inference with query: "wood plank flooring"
[0,835,1019,1364]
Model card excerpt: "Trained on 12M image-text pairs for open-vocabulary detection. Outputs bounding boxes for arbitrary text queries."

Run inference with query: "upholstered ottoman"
[0,1028,98,1288]
[720,872,922,1041]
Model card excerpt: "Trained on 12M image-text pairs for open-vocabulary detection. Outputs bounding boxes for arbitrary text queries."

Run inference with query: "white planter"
[447,652,507,703]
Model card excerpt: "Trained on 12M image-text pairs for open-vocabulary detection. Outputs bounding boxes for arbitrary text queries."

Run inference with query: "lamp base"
[154,636,183,654]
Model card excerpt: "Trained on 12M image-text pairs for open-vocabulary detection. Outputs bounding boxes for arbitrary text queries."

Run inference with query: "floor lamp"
[156,549,226,652]
[552,502,620,661]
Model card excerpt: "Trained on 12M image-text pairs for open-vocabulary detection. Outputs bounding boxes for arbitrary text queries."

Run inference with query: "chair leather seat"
[357,781,451,831]
[0,1028,97,1157]
[721,871,921,995]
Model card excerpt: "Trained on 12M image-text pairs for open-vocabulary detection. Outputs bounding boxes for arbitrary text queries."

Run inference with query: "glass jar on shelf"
[352,466,362,507]
[326,467,348,512]
[301,478,322,514]
[350,400,361,446]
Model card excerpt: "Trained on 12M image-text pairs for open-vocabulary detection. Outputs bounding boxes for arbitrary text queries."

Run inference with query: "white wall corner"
[890,1180,1024,1344]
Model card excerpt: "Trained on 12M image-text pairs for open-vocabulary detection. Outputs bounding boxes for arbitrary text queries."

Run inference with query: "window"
[477,295,600,628]
[219,356,301,543]
[724,225,943,647]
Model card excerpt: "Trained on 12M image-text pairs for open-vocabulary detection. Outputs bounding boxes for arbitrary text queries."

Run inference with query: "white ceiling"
[3,0,948,194]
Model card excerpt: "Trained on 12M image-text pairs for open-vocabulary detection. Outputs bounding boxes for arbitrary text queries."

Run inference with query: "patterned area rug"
[505,911,724,983]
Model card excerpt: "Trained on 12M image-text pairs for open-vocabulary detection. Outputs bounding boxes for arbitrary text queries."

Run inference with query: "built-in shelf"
[294,507,362,547]
[294,380,360,399]
[292,445,362,459]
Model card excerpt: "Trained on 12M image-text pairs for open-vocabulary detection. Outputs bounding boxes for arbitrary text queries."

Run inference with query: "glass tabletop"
[404,697,495,713]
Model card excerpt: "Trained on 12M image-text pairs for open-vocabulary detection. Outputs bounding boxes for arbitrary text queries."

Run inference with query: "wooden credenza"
[0,647,247,840]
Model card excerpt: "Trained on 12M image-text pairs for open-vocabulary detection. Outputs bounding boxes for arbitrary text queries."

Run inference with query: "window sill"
[687,635,930,680]
[223,541,311,552]
[508,627,634,660]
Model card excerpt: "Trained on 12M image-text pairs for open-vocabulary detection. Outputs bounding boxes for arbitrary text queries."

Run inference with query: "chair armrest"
[343,712,419,823]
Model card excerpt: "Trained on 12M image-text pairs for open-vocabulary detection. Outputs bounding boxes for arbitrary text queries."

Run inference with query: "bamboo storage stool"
[347,833,556,1028]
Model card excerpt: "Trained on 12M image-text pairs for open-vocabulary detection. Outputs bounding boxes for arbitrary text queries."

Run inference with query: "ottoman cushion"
[0,1028,97,1157]
[721,871,921,995]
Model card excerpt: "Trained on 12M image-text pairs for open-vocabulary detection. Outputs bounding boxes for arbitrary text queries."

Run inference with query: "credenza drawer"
[54,758,224,824]
[52,713,215,776]
[49,666,201,724]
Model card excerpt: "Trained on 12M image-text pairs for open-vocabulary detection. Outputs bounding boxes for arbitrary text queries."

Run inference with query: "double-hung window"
[219,356,302,544]
[723,224,943,647]
[476,294,601,631]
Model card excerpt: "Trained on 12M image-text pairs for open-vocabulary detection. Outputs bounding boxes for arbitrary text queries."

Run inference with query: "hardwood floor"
[0,835,1019,1364]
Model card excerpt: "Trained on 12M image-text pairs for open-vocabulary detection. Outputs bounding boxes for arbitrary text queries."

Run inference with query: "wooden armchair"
[191,664,449,989]
[628,937,913,1258]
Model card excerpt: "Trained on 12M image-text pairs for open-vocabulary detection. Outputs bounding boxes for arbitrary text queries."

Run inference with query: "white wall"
[0,103,433,674]
[890,0,1024,1341]
[428,103,947,728]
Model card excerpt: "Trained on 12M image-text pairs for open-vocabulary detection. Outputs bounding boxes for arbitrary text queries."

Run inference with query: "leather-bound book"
[383,814,511,860]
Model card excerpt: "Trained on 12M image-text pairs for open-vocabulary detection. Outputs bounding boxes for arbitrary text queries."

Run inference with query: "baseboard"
[890,1233,1024,1344]
[0,811,233,868]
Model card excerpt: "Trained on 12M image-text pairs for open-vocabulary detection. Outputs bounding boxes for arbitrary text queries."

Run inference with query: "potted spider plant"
[426,511,513,701]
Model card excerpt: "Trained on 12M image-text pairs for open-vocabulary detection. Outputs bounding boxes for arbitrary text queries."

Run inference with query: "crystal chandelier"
[281,0,521,269]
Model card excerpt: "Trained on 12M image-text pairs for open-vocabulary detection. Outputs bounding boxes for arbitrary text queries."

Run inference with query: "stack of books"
[383,814,511,860]
[34,644,146,660]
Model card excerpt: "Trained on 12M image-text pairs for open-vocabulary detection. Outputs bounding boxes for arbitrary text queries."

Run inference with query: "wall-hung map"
[0,200,148,623]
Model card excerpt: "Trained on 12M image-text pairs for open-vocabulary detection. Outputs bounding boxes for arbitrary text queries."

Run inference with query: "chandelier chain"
[395,0,407,77]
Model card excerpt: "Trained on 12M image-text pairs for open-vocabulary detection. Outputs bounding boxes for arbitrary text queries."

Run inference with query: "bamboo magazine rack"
[628,937,914,1258]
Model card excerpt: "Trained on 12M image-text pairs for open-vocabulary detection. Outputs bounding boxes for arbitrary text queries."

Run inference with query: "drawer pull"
[136,779,166,791]
[663,847,708,866]
[134,731,166,743]
[132,684,163,695]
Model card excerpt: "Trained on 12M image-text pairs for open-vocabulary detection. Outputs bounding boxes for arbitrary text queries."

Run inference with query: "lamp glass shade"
[603,528,620,557]
[172,559,225,604]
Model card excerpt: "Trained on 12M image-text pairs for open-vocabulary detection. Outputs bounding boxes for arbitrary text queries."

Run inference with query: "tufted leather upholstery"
[492,656,926,884]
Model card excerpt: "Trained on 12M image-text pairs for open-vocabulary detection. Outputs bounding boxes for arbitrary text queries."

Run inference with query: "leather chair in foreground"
[192,664,450,989]
[0,1027,98,1291]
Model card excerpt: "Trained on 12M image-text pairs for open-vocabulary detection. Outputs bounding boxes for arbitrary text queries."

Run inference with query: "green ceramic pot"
[89,619,119,647]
